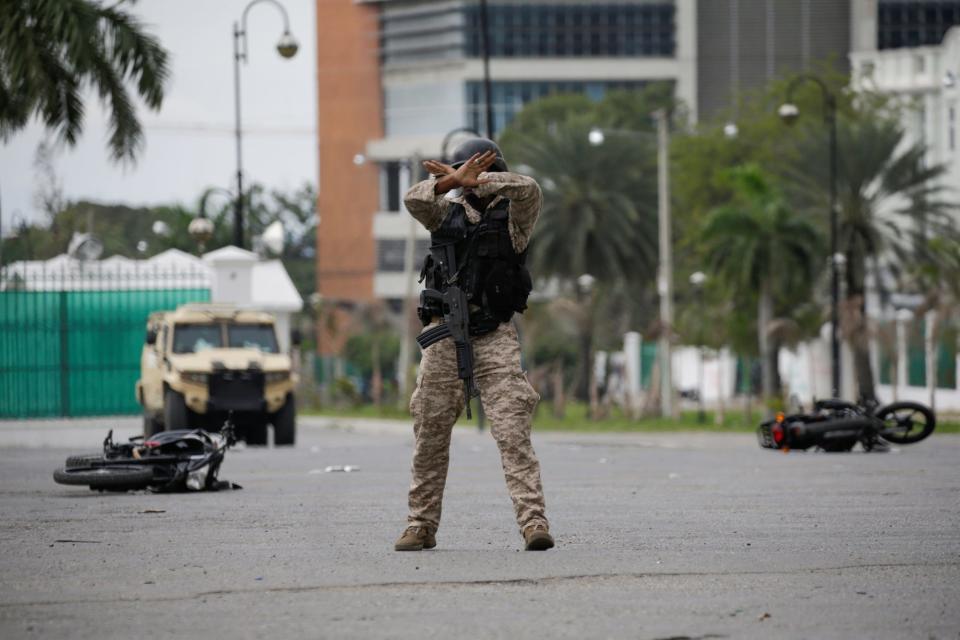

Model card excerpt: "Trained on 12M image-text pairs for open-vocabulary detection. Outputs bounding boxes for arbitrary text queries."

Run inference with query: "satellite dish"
[261,220,285,255]
[67,232,103,261]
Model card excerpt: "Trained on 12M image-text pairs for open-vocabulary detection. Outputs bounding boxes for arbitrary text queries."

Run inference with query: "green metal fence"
[0,262,209,418]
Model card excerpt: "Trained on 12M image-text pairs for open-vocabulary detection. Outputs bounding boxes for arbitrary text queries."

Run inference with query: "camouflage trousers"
[407,321,548,533]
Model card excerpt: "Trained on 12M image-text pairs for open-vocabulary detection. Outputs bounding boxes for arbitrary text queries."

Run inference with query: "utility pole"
[655,109,675,418]
[397,156,420,405]
[478,0,494,138]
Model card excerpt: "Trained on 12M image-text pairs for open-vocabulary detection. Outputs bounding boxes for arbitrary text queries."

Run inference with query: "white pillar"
[624,332,642,414]
[925,311,937,411]
[895,309,912,401]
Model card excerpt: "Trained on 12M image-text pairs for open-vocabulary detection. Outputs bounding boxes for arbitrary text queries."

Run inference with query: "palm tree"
[507,122,659,284]
[505,121,659,404]
[703,165,821,402]
[0,0,169,162]
[786,116,953,402]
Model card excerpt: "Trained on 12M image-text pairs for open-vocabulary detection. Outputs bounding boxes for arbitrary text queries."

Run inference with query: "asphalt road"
[0,416,958,640]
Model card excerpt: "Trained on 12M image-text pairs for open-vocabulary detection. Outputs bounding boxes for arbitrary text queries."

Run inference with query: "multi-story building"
[315,0,869,355]
[850,21,960,206]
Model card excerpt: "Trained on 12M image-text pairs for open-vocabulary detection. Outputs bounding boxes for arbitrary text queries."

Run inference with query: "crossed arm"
[403,153,543,253]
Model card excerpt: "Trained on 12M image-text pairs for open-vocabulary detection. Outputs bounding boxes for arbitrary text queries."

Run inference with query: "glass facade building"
[878,1,960,49]
[463,3,676,58]
[465,80,654,135]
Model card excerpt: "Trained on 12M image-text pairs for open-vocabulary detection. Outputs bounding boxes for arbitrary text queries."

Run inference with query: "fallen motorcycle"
[758,398,935,452]
[53,417,240,492]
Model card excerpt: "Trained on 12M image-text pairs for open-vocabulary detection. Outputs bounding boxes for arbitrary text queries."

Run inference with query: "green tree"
[785,116,954,401]
[0,0,169,161]
[508,121,658,285]
[498,85,672,405]
[703,165,821,402]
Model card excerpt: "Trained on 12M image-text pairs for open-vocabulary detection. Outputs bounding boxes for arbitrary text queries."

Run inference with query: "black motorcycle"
[53,417,240,492]
[758,398,936,452]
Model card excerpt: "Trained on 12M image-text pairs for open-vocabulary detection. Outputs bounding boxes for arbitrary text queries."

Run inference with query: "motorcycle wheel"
[53,465,154,490]
[876,402,936,444]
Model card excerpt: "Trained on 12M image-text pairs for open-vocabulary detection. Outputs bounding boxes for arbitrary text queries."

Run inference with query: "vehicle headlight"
[265,371,290,383]
[186,464,209,491]
[182,372,209,384]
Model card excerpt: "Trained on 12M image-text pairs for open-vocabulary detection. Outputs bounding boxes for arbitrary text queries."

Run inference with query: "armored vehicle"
[136,304,296,445]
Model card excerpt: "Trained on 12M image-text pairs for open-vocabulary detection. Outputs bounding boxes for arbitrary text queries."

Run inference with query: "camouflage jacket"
[403,172,542,254]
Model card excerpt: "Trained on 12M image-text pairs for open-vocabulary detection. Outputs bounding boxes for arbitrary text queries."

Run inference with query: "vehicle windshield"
[172,324,222,353]
[228,324,278,353]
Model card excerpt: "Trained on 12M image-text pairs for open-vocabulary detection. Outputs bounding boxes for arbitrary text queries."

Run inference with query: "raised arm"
[403,176,450,231]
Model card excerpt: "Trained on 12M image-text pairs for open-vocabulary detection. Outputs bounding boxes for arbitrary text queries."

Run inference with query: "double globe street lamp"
[232,0,299,249]
[778,75,841,400]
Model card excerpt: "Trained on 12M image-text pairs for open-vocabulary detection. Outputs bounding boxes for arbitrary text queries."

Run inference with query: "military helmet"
[450,137,508,172]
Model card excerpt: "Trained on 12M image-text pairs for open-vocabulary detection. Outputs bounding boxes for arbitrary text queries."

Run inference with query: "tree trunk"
[552,359,565,419]
[578,327,592,405]
[371,336,382,408]
[758,279,774,403]
[769,338,782,397]
[847,250,876,403]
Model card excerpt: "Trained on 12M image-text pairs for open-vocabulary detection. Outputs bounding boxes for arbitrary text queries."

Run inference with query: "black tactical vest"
[418,198,532,333]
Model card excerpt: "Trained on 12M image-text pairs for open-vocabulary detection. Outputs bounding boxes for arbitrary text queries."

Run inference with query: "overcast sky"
[0,0,317,229]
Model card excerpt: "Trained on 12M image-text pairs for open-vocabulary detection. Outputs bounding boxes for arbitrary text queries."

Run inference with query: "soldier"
[395,138,554,552]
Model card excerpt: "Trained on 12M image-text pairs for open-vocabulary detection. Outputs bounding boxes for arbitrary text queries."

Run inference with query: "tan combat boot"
[394,525,436,551]
[523,523,555,551]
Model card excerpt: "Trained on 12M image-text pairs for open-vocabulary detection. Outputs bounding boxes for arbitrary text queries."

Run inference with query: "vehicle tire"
[876,401,936,444]
[163,389,189,431]
[143,414,162,438]
[273,395,296,446]
[65,454,104,469]
[244,420,268,446]
[53,465,154,489]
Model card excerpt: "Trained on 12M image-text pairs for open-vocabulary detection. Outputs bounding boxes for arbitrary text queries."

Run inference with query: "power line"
[143,122,316,136]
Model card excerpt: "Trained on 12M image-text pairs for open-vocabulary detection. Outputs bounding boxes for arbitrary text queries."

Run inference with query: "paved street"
[0,416,958,639]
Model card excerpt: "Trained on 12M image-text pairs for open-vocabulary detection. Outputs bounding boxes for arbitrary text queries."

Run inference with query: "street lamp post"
[478,0,494,138]
[587,113,675,418]
[232,0,298,249]
[778,75,840,399]
[654,109,675,419]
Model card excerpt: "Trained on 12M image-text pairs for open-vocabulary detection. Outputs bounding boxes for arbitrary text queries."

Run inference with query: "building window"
[380,162,401,213]
[466,79,657,136]
[878,1,960,50]
[376,239,430,272]
[463,2,676,58]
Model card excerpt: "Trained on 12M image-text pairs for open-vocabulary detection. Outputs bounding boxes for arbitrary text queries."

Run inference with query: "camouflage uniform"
[403,171,548,534]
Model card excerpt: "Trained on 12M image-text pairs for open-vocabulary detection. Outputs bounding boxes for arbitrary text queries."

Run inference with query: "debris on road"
[324,465,360,473]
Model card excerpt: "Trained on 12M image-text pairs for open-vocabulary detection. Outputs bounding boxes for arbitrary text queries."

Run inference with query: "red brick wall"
[316,0,382,354]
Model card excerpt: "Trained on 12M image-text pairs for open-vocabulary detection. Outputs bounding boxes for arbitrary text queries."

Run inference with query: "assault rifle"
[416,228,481,419]
[416,287,479,418]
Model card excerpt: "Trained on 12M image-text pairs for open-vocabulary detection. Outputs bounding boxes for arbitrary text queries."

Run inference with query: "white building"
[850,25,960,196]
